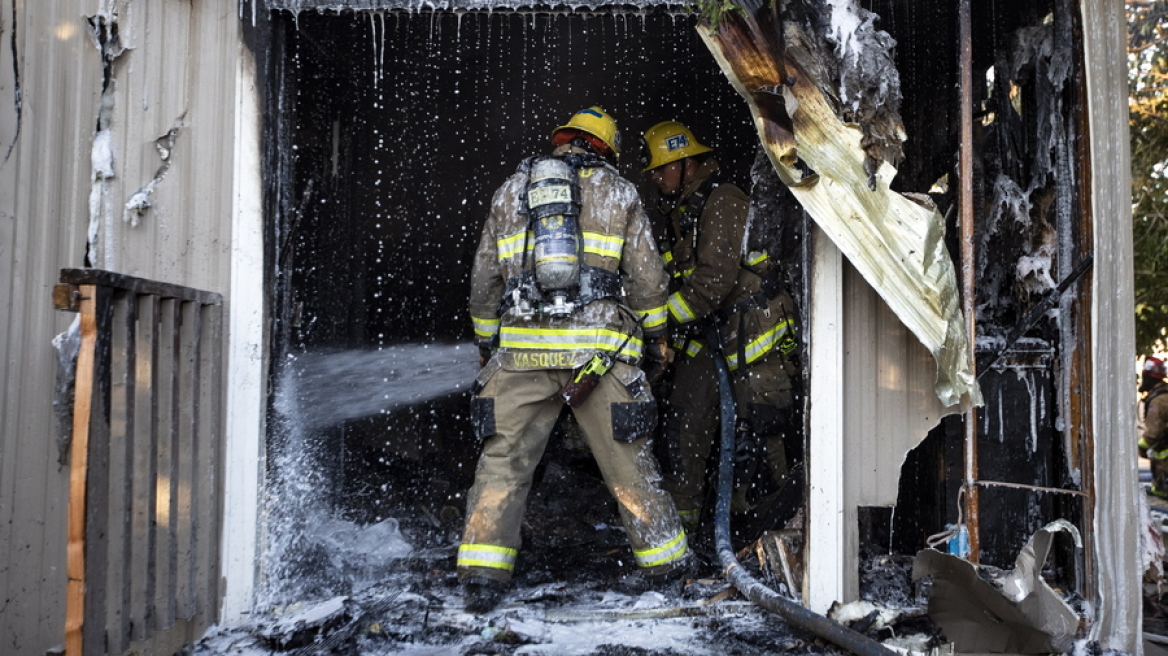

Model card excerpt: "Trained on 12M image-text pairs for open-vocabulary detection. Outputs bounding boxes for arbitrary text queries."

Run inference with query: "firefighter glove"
[478,343,494,368]
[641,335,673,385]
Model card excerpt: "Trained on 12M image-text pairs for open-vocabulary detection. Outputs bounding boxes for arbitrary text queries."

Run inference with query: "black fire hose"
[706,326,898,656]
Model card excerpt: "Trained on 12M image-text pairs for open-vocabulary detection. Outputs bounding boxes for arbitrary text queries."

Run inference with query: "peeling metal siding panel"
[0,1,242,653]
[1080,0,1139,650]
[0,1,98,653]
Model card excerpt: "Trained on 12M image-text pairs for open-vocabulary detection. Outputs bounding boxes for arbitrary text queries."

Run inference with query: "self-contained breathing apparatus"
[501,153,622,321]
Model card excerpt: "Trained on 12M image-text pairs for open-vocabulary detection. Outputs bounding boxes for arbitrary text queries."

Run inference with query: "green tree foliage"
[1131,1,1168,355]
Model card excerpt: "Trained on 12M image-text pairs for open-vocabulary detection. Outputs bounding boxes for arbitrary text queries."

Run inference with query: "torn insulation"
[124,122,183,226]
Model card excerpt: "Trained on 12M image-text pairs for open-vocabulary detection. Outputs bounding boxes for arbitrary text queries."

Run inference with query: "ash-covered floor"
[195,443,942,655]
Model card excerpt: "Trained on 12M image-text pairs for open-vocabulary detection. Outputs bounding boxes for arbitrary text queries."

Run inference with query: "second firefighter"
[641,120,802,542]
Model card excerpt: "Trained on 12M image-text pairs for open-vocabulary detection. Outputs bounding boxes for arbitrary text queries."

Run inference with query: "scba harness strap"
[500,154,624,319]
[497,266,622,317]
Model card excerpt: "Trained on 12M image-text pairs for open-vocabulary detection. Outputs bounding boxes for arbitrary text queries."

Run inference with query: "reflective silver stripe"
[668,291,698,323]
[497,230,533,262]
[499,327,643,360]
[473,316,500,339]
[684,340,704,358]
[642,304,668,331]
[633,529,688,568]
[582,231,624,259]
[726,319,794,370]
[457,543,518,571]
[1150,447,1168,461]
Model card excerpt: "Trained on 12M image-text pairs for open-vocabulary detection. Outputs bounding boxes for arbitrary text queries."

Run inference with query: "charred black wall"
[279,10,758,353]
[857,0,1086,580]
[266,9,760,529]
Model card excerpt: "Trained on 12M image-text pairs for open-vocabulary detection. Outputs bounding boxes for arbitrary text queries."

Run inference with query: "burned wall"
[868,0,1088,574]
[260,8,762,603]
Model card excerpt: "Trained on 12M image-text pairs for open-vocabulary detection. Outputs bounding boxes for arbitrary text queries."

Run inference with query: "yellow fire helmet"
[551,107,621,159]
[641,120,713,171]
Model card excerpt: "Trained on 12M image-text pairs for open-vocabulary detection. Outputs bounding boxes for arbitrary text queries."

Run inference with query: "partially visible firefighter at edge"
[1140,356,1168,498]
[459,107,693,613]
[641,120,801,549]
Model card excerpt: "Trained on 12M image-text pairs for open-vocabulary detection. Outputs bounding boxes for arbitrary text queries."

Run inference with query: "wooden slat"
[144,295,162,637]
[202,303,225,618]
[65,286,100,656]
[106,290,133,653]
[130,295,158,641]
[188,303,207,619]
[82,286,115,656]
[59,269,223,307]
[175,302,197,620]
[154,299,178,630]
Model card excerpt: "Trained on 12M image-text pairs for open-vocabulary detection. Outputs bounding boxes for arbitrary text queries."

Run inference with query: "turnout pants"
[661,347,791,527]
[458,361,688,584]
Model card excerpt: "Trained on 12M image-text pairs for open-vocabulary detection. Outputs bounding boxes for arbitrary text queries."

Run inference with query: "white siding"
[1081,0,1140,651]
[807,243,951,612]
[0,1,246,653]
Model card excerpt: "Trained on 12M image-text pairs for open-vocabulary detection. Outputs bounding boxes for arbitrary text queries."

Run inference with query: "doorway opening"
[261,7,765,604]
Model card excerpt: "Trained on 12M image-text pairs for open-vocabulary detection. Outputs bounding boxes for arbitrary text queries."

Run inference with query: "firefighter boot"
[614,554,696,598]
[462,576,506,614]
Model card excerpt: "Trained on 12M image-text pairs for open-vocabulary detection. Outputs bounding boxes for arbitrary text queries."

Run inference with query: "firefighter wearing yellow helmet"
[642,120,801,548]
[1140,357,1168,498]
[458,107,691,613]
[642,120,713,171]
[551,106,622,161]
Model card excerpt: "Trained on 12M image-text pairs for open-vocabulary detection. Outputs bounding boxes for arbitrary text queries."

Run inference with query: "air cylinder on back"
[526,158,581,298]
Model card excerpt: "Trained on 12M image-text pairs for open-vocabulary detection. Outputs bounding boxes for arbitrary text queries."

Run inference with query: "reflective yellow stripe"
[642,304,668,332]
[457,543,518,571]
[726,319,794,370]
[1150,447,1168,461]
[684,340,704,358]
[670,338,704,358]
[499,327,643,360]
[662,250,674,265]
[668,291,698,323]
[582,231,623,259]
[473,316,500,340]
[745,251,769,267]
[633,530,688,568]
[497,230,534,262]
[678,508,701,523]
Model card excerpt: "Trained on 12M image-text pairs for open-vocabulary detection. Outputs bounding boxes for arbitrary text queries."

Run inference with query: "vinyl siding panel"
[0,1,243,653]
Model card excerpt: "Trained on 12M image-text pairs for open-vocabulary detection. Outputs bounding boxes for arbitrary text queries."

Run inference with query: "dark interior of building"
[258,0,1088,604]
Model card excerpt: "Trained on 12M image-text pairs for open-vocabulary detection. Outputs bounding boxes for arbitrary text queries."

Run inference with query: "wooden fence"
[54,269,225,656]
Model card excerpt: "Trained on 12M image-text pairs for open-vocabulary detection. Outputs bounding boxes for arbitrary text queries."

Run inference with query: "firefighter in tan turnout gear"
[1140,356,1168,498]
[459,107,691,613]
[642,120,800,544]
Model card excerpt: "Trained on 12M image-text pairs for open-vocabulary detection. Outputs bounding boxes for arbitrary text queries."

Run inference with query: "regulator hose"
[706,326,898,656]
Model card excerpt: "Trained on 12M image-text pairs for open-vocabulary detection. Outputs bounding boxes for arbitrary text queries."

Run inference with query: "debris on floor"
[911,520,1083,654]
